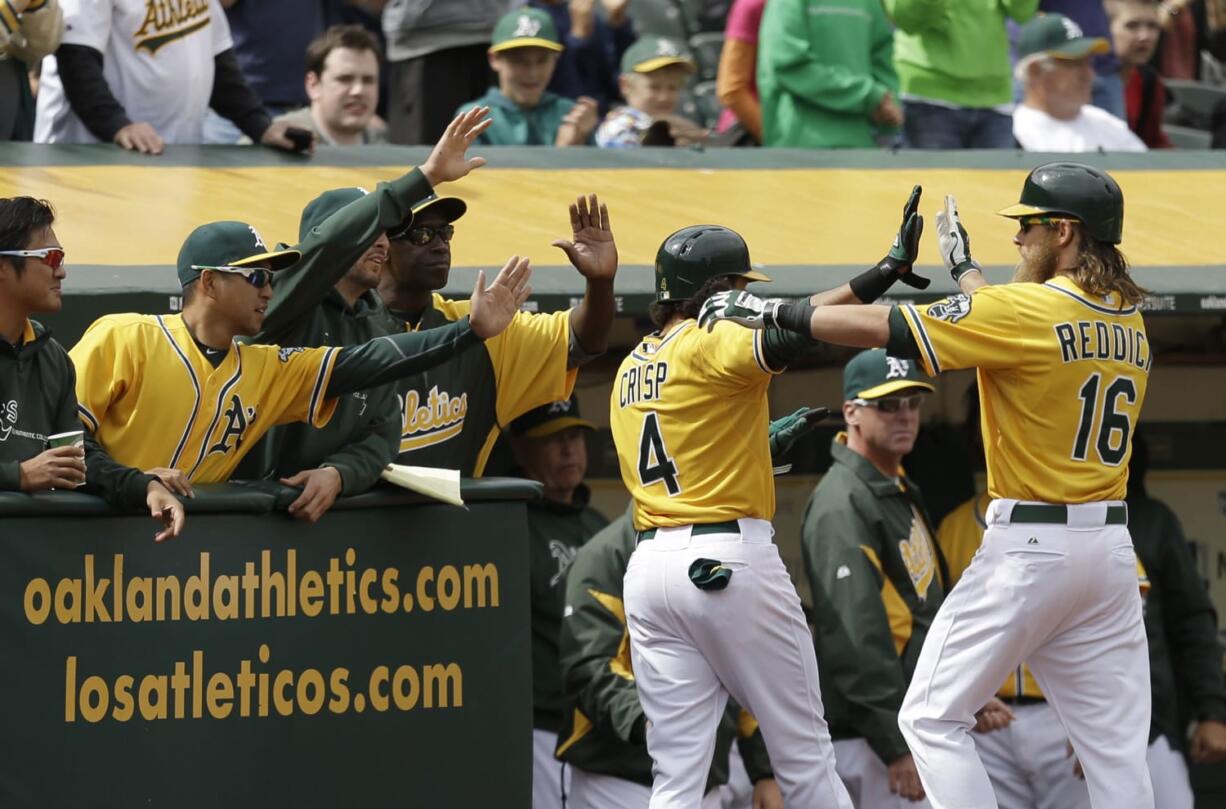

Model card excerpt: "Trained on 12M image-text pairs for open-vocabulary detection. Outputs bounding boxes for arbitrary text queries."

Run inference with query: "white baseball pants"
[899,500,1153,809]
[533,728,569,809]
[624,519,853,809]
[720,740,753,809]
[568,768,723,809]
[972,702,1090,809]
[834,738,933,809]
[1146,735,1193,809]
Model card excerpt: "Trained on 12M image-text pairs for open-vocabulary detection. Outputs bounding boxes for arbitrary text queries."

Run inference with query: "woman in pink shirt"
[716,0,767,142]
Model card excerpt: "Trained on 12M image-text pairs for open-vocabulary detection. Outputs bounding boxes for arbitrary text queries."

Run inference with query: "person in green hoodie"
[885,0,1038,148]
[507,394,610,809]
[0,195,183,541]
[456,6,599,146]
[758,0,903,148]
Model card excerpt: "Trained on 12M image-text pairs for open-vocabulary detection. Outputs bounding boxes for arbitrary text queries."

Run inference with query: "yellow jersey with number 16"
[609,320,780,531]
[898,275,1150,503]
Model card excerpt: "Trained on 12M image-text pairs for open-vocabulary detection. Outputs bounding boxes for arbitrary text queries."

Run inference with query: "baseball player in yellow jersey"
[610,190,930,809]
[702,163,1154,809]
[69,219,532,489]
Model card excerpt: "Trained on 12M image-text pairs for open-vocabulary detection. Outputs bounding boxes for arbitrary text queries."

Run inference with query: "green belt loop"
[637,520,741,544]
[1008,503,1128,526]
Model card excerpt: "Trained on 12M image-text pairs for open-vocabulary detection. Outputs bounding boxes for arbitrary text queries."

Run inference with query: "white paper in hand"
[380,464,464,506]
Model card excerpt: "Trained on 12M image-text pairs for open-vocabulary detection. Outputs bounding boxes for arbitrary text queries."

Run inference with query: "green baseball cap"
[510,394,595,439]
[176,221,300,287]
[1016,13,1111,61]
[620,35,696,74]
[489,7,563,54]
[843,349,934,401]
[299,187,368,243]
[390,194,468,239]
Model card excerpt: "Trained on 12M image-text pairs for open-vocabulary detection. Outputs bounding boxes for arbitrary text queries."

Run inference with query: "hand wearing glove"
[935,194,982,283]
[848,184,930,303]
[768,407,831,474]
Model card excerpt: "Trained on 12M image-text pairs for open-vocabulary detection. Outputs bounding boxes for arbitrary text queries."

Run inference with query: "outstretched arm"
[559,194,618,364]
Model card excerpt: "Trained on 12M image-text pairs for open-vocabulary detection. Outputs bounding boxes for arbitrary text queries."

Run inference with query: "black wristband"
[849,262,897,303]
[775,301,816,335]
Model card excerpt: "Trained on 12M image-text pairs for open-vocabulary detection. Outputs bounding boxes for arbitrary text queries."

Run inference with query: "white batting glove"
[935,195,981,283]
[698,290,786,331]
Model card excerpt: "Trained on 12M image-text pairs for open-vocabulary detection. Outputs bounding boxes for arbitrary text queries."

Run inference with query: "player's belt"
[1009,503,1128,525]
[636,520,741,543]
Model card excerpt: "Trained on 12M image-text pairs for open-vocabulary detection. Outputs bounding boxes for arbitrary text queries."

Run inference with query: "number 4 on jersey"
[638,412,681,495]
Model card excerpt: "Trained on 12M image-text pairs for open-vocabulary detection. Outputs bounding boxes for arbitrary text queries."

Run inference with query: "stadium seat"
[1165,124,1213,149]
[689,32,725,82]
[1164,79,1226,129]
[675,0,731,33]
[632,0,690,39]
[691,80,724,128]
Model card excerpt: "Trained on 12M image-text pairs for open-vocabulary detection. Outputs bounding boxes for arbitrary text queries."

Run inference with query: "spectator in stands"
[1151,0,1226,80]
[1107,0,1172,147]
[1126,433,1226,808]
[715,0,766,144]
[507,394,610,809]
[1013,13,1147,151]
[758,0,901,148]
[0,196,184,541]
[272,24,386,146]
[525,0,636,113]
[204,0,323,144]
[885,0,1036,148]
[382,0,501,145]
[596,36,706,147]
[1040,0,1128,118]
[374,191,616,477]
[457,7,599,146]
[0,0,61,141]
[35,0,300,153]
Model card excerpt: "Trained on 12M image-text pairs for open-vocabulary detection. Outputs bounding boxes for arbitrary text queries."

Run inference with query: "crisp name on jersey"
[618,361,668,408]
[1054,321,1152,372]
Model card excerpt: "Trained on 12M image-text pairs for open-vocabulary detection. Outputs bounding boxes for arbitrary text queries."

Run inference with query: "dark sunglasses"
[391,224,455,246]
[853,393,927,414]
[0,247,66,270]
[192,265,276,288]
[1017,215,1076,234]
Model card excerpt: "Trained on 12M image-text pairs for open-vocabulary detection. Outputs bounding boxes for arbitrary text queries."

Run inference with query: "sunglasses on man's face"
[0,247,66,270]
[391,224,455,246]
[193,265,276,288]
[853,394,927,414]
[1017,216,1076,235]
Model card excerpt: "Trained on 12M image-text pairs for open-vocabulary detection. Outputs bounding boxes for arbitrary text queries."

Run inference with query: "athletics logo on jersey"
[399,385,469,453]
[134,0,212,55]
[278,346,305,363]
[927,293,972,324]
[899,515,936,601]
[549,540,580,587]
[208,394,257,456]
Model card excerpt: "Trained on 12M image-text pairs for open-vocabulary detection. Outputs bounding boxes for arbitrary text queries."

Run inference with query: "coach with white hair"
[1012,13,1146,152]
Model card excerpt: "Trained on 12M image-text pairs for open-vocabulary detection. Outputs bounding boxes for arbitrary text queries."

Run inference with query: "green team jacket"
[757,0,899,148]
[527,485,610,733]
[556,513,774,788]
[238,170,433,494]
[802,436,947,765]
[457,88,579,146]
[0,320,158,507]
[1128,494,1226,747]
[883,0,1037,108]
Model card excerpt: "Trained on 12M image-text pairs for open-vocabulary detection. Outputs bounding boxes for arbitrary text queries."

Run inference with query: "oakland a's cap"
[621,35,696,74]
[176,221,300,287]
[510,394,595,439]
[1016,13,1110,62]
[843,348,934,401]
[390,194,469,239]
[299,187,368,243]
[490,7,563,54]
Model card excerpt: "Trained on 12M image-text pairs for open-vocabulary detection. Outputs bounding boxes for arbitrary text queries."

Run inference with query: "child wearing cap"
[456,7,598,146]
[596,35,706,148]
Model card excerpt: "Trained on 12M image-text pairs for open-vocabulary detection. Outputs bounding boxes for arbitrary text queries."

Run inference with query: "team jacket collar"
[830,433,912,497]
[0,319,50,357]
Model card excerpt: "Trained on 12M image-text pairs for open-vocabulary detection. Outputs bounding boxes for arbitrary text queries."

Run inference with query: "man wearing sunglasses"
[800,348,944,808]
[0,196,183,542]
[375,191,618,478]
[233,108,493,522]
[67,209,531,492]
[700,164,1155,809]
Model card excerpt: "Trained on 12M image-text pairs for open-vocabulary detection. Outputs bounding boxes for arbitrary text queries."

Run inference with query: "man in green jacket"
[758,0,902,148]
[884,0,1037,147]
[507,395,610,809]
[237,107,493,521]
[802,348,945,807]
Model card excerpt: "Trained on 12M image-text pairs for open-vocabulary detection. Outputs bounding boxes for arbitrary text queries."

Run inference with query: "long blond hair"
[1070,224,1148,308]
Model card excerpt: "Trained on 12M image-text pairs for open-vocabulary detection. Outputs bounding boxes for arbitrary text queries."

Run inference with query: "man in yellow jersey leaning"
[701,164,1153,809]
[609,189,931,809]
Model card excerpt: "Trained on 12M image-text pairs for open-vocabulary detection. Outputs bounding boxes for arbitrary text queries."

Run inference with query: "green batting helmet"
[997,162,1124,244]
[654,225,771,301]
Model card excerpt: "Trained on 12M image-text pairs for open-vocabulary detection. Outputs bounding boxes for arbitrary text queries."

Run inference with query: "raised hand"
[469,255,533,339]
[553,193,617,284]
[885,184,929,289]
[421,107,493,186]
[935,194,981,282]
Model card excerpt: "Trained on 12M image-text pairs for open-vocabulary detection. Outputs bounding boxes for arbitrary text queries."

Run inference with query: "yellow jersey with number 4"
[898,276,1150,503]
[609,320,780,531]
